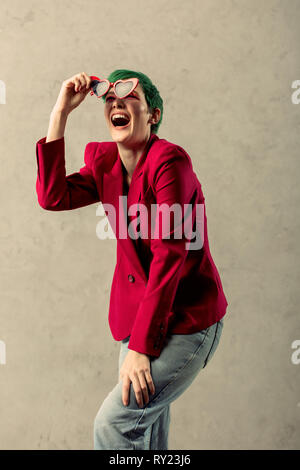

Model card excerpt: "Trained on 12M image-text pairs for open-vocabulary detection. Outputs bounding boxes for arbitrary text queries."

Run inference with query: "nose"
[112,96,126,109]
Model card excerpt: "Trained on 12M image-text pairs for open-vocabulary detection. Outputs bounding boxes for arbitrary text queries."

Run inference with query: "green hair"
[101,69,163,134]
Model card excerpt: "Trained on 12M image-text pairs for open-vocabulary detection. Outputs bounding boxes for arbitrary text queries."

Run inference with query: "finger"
[76,81,84,92]
[122,376,131,407]
[144,370,155,395]
[77,73,86,90]
[82,72,91,89]
[63,78,76,89]
[74,75,85,92]
[131,373,144,408]
[73,77,81,92]
[138,372,150,405]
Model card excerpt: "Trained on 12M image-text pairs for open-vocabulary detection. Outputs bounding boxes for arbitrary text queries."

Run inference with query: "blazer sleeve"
[127,147,198,358]
[35,136,100,210]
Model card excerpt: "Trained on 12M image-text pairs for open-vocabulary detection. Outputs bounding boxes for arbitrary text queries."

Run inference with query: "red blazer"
[35,132,228,357]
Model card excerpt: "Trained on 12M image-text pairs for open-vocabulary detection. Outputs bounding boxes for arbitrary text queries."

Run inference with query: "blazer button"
[128,274,135,283]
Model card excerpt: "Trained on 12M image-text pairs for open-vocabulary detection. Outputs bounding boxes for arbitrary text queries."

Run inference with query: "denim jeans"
[94,317,224,450]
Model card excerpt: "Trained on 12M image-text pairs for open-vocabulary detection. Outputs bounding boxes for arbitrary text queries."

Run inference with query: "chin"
[110,127,132,141]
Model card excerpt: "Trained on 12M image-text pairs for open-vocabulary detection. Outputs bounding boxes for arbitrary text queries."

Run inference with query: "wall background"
[0,0,299,449]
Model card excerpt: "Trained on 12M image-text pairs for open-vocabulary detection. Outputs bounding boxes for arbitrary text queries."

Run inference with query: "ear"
[148,107,161,125]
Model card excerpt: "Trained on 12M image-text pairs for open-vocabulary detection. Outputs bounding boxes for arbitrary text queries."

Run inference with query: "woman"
[35,69,228,450]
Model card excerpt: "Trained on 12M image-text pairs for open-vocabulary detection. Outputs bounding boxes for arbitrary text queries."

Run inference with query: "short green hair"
[101,69,163,134]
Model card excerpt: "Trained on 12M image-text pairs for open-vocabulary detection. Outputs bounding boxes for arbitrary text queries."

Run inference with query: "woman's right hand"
[52,72,93,115]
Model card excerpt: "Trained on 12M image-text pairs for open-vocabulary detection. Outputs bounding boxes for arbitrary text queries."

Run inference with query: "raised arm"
[35,72,101,211]
[36,135,100,211]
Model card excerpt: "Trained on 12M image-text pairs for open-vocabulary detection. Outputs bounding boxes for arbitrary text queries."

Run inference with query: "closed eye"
[105,94,138,102]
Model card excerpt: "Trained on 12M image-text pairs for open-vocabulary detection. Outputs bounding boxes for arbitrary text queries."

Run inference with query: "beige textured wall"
[0,0,299,450]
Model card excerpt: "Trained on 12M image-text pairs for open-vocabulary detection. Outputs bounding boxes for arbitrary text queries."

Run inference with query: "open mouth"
[111,114,131,129]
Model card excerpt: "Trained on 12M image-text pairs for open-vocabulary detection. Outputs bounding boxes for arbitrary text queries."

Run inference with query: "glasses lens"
[92,80,109,97]
[115,80,135,98]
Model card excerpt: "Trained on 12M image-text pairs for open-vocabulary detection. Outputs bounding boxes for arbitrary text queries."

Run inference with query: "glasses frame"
[89,76,139,100]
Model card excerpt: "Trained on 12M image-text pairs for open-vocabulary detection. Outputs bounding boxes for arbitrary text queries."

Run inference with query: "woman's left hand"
[119,350,155,408]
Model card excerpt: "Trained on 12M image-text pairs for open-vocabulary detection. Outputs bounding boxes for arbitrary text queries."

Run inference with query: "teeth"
[111,113,130,122]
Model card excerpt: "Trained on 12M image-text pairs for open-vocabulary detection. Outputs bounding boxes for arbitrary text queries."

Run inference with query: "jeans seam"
[203,320,221,368]
[145,422,153,449]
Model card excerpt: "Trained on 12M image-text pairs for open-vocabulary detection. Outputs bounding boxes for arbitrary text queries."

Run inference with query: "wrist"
[129,349,148,358]
[51,106,69,119]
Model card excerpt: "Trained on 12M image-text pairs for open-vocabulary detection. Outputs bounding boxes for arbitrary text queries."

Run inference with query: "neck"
[117,131,151,180]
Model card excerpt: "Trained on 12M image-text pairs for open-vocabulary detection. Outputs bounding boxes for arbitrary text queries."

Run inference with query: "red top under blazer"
[35,132,228,357]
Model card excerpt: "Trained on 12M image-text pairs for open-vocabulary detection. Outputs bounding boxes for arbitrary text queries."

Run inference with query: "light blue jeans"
[94,317,224,450]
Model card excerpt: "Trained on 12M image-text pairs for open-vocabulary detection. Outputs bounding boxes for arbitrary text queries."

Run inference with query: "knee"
[93,397,126,439]
[94,408,109,437]
[93,408,114,449]
[93,405,134,450]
